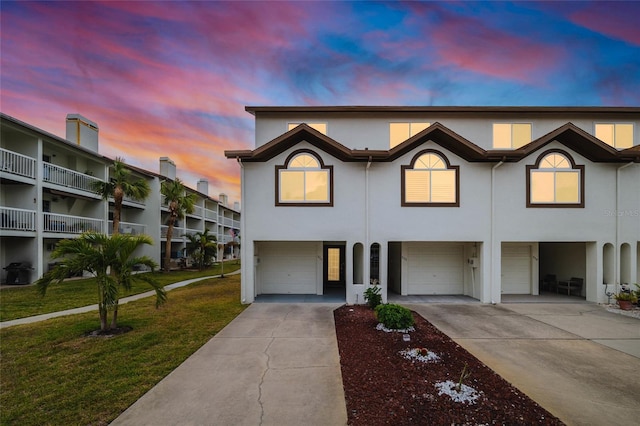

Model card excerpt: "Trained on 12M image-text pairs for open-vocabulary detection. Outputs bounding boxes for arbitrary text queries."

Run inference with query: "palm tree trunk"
[110,303,119,329]
[113,193,123,235]
[99,304,108,331]
[164,217,175,272]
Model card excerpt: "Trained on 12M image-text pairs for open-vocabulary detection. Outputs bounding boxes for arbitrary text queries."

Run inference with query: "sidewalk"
[0,270,240,329]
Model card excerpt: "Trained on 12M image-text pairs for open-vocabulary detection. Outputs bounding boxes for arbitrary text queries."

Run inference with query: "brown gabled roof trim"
[386,122,487,162]
[618,144,640,162]
[225,123,360,162]
[510,123,620,162]
[245,106,640,115]
[225,121,639,164]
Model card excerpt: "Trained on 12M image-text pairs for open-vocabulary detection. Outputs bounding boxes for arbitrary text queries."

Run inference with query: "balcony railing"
[0,148,36,179]
[204,208,217,221]
[107,221,146,236]
[0,207,36,231]
[43,163,102,193]
[122,194,146,206]
[160,225,186,239]
[190,205,203,217]
[44,212,103,234]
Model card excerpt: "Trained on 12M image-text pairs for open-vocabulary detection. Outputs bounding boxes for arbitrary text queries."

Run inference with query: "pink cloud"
[429,15,564,83]
[569,4,640,46]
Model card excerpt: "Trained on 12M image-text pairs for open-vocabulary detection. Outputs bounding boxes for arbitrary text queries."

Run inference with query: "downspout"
[490,158,505,304]
[237,157,247,303]
[615,161,634,293]
[365,156,372,303]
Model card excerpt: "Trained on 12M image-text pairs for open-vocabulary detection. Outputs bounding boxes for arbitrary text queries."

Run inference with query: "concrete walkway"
[0,271,240,329]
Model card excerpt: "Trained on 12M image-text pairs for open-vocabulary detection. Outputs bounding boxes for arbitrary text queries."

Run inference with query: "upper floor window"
[288,122,327,135]
[401,150,459,207]
[527,150,584,207]
[390,122,431,148]
[493,123,531,149]
[276,150,332,206]
[595,123,633,149]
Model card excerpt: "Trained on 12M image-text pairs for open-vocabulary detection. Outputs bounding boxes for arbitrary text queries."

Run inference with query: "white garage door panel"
[260,242,317,294]
[407,243,464,294]
[502,244,531,294]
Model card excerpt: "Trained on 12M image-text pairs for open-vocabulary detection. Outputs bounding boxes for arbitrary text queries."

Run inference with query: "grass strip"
[0,273,246,426]
[0,260,240,321]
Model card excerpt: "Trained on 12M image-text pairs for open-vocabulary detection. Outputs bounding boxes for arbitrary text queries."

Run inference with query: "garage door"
[501,243,531,294]
[407,243,464,294]
[258,242,318,294]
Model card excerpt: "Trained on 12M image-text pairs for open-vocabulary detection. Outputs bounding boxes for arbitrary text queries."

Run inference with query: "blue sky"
[2,1,639,203]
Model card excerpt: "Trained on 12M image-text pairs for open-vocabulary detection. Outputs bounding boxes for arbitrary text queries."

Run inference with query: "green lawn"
[0,260,240,321]
[0,273,246,426]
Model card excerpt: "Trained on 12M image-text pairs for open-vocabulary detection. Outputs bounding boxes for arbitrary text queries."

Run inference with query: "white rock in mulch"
[434,380,482,404]
[399,348,440,363]
[602,304,640,320]
[375,323,415,333]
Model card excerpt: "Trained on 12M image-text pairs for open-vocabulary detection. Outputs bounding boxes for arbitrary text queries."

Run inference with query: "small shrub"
[374,304,414,330]
[363,285,382,309]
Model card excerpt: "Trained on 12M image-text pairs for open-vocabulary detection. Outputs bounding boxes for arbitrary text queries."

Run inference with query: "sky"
[2,1,639,205]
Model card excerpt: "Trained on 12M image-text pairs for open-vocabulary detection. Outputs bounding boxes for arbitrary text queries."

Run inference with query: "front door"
[324,244,345,288]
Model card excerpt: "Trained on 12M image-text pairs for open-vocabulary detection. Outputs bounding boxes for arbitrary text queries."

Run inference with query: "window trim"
[401,149,460,207]
[275,149,333,207]
[526,149,585,208]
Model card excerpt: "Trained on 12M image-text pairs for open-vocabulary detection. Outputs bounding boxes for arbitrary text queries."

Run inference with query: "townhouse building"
[1,113,240,284]
[226,106,639,305]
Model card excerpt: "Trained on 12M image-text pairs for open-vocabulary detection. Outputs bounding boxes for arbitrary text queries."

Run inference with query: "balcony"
[1,207,37,232]
[204,208,217,221]
[43,163,102,195]
[44,213,103,234]
[107,221,146,236]
[188,205,204,217]
[0,148,36,180]
[160,226,205,240]
[222,217,240,229]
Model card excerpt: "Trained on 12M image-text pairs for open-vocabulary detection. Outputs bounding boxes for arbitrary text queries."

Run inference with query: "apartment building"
[0,113,240,284]
[226,106,639,305]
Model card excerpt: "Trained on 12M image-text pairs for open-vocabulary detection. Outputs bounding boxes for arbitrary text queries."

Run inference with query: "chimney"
[219,193,228,206]
[66,114,99,152]
[233,201,240,211]
[159,157,176,180]
[197,179,209,195]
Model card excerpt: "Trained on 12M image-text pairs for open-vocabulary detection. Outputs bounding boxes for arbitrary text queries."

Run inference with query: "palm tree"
[92,157,151,235]
[186,229,217,270]
[36,232,166,331]
[161,178,196,272]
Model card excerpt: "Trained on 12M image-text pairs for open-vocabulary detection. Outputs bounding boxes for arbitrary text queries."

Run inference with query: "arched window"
[401,150,459,206]
[276,150,332,205]
[527,150,584,207]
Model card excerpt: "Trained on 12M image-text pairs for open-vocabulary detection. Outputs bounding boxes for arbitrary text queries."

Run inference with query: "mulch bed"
[334,305,564,425]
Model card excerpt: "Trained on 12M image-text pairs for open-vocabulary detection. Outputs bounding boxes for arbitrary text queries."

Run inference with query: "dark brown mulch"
[85,326,133,337]
[334,305,564,425]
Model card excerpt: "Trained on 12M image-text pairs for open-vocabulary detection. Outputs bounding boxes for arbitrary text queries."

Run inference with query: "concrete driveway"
[406,303,640,426]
